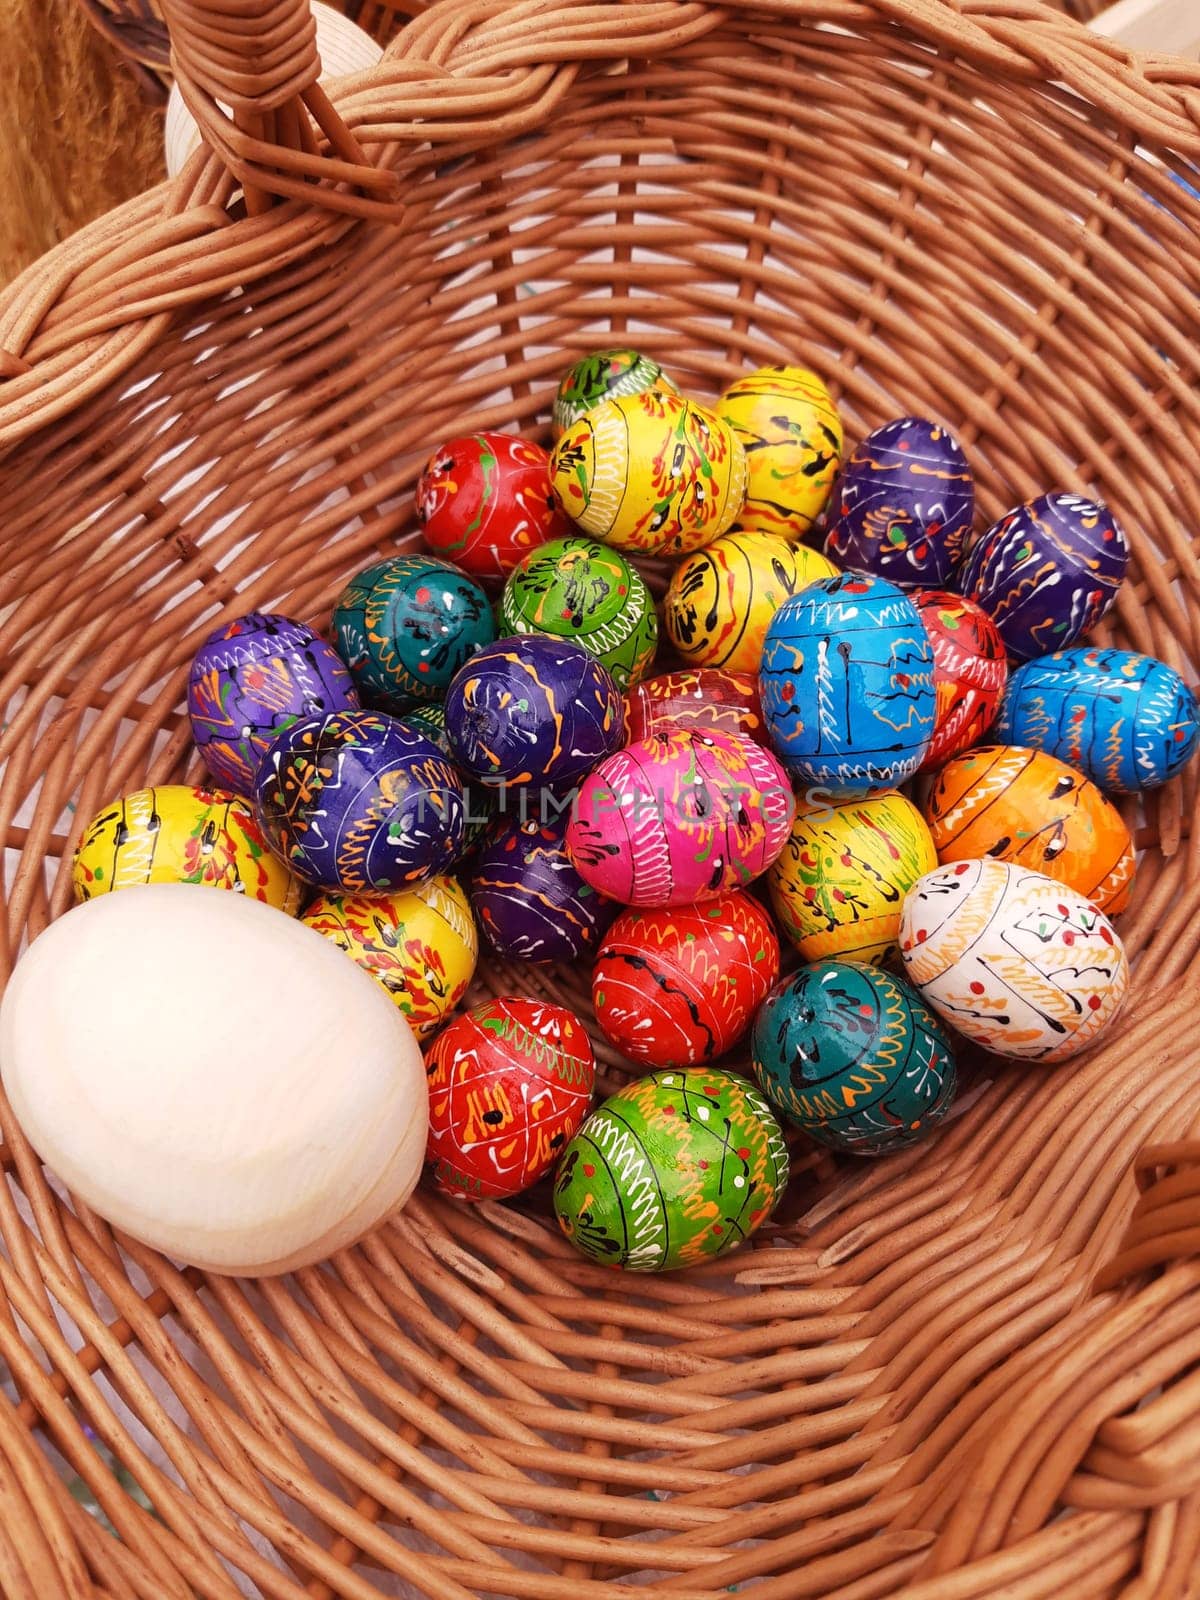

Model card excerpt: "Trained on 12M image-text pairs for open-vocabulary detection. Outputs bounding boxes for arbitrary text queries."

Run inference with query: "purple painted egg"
[445,635,623,790]
[824,417,975,588]
[955,492,1130,662]
[187,613,359,796]
[254,710,465,892]
[566,729,795,907]
[471,813,619,963]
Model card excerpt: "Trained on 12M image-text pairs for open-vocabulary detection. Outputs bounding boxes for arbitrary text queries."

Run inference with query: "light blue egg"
[995,646,1199,794]
[758,573,935,796]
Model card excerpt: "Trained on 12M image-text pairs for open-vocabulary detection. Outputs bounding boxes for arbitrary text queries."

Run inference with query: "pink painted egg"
[565,729,795,907]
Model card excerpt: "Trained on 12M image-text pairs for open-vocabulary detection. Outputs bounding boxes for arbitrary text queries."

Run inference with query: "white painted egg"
[898,857,1129,1063]
[0,885,428,1275]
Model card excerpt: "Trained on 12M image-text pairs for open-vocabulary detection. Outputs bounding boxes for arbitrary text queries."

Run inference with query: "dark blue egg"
[995,646,1199,794]
[254,710,465,892]
[955,492,1129,662]
[470,812,619,963]
[824,417,974,588]
[758,573,936,795]
[445,635,623,789]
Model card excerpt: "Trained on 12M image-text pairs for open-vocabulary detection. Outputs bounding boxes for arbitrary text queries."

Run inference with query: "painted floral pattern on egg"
[566,728,794,907]
[553,1068,788,1270]
[899,857,1129,1062]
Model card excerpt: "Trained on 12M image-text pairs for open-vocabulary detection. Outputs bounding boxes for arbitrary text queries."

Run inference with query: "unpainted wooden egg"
[73,784,302,915]
[0,886,428,1275]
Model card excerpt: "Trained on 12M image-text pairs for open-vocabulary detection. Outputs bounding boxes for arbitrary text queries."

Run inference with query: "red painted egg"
[592,891,780,1069]
[913,590,1008,770]
[424,998,595,1200]
[623,668,767,746]
[417,432,571,583]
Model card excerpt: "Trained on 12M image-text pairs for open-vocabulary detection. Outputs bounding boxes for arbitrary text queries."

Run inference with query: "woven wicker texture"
[75,0,1112,101]
[1,0,1200,1595]
[76,0,426,99]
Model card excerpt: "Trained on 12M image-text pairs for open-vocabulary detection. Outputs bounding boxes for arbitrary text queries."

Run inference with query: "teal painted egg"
[751,960,956,1155]
[332,555,494,709]
[553,1068,788,1271]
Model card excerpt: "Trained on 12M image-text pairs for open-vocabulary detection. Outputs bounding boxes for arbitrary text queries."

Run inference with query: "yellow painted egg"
[301,877,478,1042]
[73,784,302,914]
[550,390,747,557]
[664,531,839,672]
[768,790,938,962]
[719,365,843,539]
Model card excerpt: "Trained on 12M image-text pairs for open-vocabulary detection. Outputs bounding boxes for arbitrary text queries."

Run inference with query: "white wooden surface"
[1091,0,1200,58]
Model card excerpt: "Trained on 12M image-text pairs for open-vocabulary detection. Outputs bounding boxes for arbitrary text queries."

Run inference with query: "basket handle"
[159,0,402,219]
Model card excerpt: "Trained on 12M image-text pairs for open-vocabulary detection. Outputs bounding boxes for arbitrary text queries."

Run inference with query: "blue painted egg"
[470,812,619,963]
[995,646,1200,793]
[254,710,465,892]
[445,635,623,790]
[332,554,495,710]
[823,417,974,588]
[758,573,936,794]
[750,959,956,1156]
[187,613,360,797]
[955,492,1129,661]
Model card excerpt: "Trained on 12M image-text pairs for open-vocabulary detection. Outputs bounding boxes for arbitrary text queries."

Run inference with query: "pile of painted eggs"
[6,345,1197,1283]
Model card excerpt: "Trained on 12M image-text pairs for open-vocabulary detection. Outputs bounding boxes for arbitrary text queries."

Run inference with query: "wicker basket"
[1,0,1200,1595]
[75,0,1115,102]
[75,0,424,99]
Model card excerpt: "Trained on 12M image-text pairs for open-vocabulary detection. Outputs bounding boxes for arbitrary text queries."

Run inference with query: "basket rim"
[3,0,1200,458]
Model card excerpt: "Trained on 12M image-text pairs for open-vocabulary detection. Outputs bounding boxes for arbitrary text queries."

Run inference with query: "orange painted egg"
[923,745,1135,913]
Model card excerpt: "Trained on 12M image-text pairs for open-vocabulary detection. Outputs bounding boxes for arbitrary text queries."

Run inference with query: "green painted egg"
[553,1068,789,1271]
[552,348,678,438]
[332,554,494,709]
[499,535,658,689]
[751,960,956,1156]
